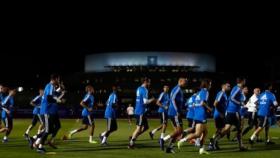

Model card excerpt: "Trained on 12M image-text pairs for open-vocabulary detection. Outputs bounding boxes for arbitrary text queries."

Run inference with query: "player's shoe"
[48,141,58,149]
[266,141,275,145]
[37,147,46,154]
[24,133,29,140]
[28,137,35,149]
[101,142,108,146]
[99,134,103,142]
[89,140,98,144]
[239,146,248,151]
[2,138,8,143]
[177,140,183,150]
[199,148,210,155]
[248,138,254,145]
[149,132,154,140]
[166,147,175,154]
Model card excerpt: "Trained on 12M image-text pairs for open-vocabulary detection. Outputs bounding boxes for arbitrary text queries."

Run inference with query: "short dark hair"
[236,77,246,84]
[141,77,151,83]
[50,74,60,80]
[264,82,274,90]
[200,79,211,88]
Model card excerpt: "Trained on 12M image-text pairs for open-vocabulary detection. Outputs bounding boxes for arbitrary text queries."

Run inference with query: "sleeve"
[158,92,164,102]
[171,87,180,112]
[231,87,241,105]
[271,94,278,106]
[215,92,223,102]
[83,94,90,103]
[201,90,209,102]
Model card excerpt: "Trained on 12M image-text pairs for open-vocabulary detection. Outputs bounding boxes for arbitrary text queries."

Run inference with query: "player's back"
[168,85,183,116]
[135,86,148,115]
[258,91,276,117]
[227,85,242,113]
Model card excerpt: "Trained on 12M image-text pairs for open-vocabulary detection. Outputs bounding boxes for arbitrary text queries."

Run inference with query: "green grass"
[0,119,279,157]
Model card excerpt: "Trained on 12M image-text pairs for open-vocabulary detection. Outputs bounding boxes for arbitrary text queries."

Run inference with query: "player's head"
[163,85,169,92]
[254,88,261,95]
[9,89,16,96]
[236,77,246,87]
[178,77,187,88]
[222,83,231,92]
[50,74,60,85]
[39,88,44,96]
[242,86,249,95]
[112,85,117,92]
[2,86,8,94]
[85,85,94,94]
[200,79,211,90]
[264,83,274,91]
[142,77,151,88]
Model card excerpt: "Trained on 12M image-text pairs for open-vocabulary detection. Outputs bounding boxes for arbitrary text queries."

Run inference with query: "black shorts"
[159,112,168,125]
[170,115,183,128]
[128,114,134,119]
[214,116,225,129]
[187,118,194,128]
[194,120,207,124]
[135,114,148,127]
[32,114,43,126]
[258,116,269,128]
[225,112,241,129]
[2,117,13,128]
[247,112,258,126]
[106,118,118,131]
[82,115,94,126]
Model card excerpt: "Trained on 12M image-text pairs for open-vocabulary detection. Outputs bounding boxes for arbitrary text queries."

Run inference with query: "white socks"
[163,135,171,141]
[151,129,157,135]
[70,129,78,135]
[102,136,107,144]
[160,133,165,139]
[89,136,93,142]
[101,132,106,137]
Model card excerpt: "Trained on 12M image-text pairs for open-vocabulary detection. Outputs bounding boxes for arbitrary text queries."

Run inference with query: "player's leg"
[249,116,267,144]
[88,115,97,143]
[166,116,183,153]
[242,112,254,136]
[25,115,38,137]
[69,116,89,138]
[149,113,165,139]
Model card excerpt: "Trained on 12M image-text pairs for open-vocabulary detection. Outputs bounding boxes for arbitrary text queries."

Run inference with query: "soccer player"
[181,88,198,146]
[24,88,44,139]
[99,85,118,145]
[68,85,97,144]
[0,88,16,143]
[47,82,66,148]
[242,88,260,136]
[127,104,134,126]
[149,85,170,141]
[161,78,186,153]
[249,83,278,145]
[211,83,230,142]
[128,77,155,149]
[30,74,63,153]
[231,86,249,141]
[177,79,212,155]
[210,77,247,151]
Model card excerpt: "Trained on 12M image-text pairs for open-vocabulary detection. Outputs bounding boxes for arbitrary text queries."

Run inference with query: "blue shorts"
[82,115,94,126]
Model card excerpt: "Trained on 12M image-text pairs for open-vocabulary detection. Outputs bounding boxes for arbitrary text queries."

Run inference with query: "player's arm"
[143,90,155,105]
[80,95,92,112]
[171,88,180,115]
[231,88,241,105]
[112,94,118,108]
[156,93,164,107]
[202,91,212,112]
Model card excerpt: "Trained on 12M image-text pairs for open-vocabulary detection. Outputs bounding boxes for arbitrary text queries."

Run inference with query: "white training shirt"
[127,107,134,115]
[245,94,258,112]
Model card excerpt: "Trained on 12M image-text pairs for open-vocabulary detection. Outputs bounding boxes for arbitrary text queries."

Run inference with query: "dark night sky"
[1,20,280,81]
